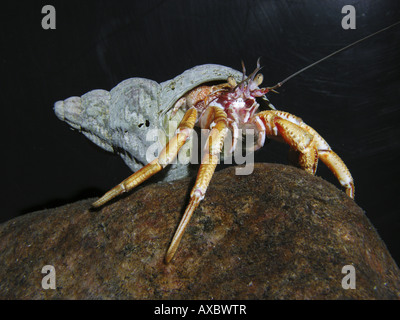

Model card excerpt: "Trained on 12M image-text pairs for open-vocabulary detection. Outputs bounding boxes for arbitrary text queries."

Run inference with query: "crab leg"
[92,107,198,208]
[165,107,228,263]
[253,110,355,198]
[298,122,355,198]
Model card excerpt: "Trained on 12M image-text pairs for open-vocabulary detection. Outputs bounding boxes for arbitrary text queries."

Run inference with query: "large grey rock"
[0,164,399,299]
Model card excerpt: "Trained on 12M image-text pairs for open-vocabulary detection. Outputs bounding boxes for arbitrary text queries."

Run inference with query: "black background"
[1,0,399,267]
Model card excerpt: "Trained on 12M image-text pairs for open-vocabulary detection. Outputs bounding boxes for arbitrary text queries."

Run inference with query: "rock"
[0,163,399,299]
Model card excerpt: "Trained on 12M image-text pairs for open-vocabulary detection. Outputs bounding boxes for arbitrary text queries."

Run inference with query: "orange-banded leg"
[298,122,355,198]
[92,107,198,208]
[165,106,228,263]
[253,110,355,199]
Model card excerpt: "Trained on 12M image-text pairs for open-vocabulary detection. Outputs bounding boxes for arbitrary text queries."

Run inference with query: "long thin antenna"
[272,21,400,89]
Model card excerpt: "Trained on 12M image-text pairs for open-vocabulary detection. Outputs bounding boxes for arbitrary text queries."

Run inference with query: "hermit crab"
[56,58,356,264]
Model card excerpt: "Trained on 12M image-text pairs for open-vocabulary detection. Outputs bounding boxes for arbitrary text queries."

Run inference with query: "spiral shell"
[54,64,243,182]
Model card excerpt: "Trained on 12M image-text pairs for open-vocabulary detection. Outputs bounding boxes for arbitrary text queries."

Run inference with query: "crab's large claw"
[252,110,355,199]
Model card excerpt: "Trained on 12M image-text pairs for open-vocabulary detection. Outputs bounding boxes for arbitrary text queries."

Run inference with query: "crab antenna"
[241,60,246,80]
[237,58,263,87]
[249,57,263,80]
[272,20,400,89]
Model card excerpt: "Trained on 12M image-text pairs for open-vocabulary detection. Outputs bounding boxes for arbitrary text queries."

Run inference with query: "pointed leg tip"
[346,185,355,199]
[164,252,174,264]
[91,198,103,208]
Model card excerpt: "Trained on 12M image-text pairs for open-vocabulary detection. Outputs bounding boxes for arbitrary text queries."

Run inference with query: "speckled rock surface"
[1,163,399,299]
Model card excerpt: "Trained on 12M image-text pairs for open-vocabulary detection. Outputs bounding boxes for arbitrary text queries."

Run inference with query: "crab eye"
[254,73,263,86]
[227,76,237,87]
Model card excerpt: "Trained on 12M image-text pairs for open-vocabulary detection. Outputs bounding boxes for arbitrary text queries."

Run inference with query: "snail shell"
[54,64,243,182]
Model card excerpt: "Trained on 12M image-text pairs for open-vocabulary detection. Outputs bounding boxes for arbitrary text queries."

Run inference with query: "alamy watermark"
[144,121,256,176]
[41,265,56,289]
[342,5,356,30]
[41,5,56,30]
[341,265,356,289]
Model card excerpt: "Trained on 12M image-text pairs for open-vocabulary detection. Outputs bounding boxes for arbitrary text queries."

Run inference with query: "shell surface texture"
[54,64,244,182]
